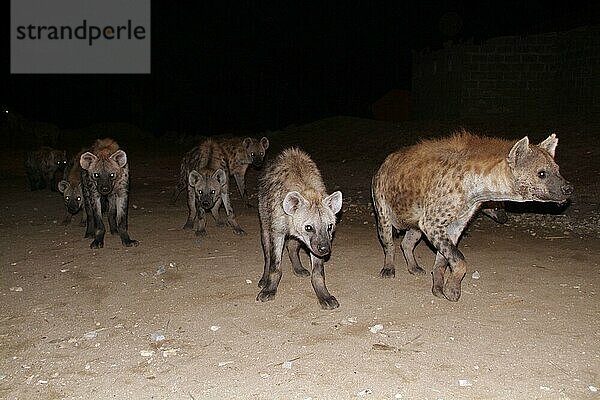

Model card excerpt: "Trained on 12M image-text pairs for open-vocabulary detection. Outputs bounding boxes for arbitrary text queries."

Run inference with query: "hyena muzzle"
[372,132,573,302]
[80,138,138,249]
[257,147,343,310]
[24,147,67,191]
[58,180,85,225]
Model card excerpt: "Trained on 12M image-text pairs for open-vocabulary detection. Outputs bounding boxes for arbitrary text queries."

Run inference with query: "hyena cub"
[57,151,86,225]
[24,146,67,191]
[219,136,270,206]
[257,148,343,309]
[80,138,138,249]
[372,131,573,302]
[179,139,245,236]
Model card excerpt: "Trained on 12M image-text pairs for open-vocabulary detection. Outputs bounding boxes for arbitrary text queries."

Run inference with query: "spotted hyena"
[24,146,67,191]
[219,136,270,206]
[372,131,573,302]
[57,151,86,225]
[80,138,138,249]
[257,148,343,309]
[178,139,245,237]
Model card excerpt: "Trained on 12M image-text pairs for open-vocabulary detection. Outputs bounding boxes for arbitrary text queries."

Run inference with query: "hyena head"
[80,149,127,196]
[189,168,227,210]
[243,137,270,167]
[49,149,68,170]
[283,190,343,258]
[58,180,83,214]
[507,134,573,203]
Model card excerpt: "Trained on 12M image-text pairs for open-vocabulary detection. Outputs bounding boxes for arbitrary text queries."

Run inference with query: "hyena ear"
[283,191,308,216]
[188,170,202,187]
[58,180,70,193]
[213,168,227,187]
[507,136,530,167]
[324,191,343,214]
[243,138,253,149]
[260,137,269,150]
[80,152,97,170]
[538,133,558,158]
[110,150,128,167]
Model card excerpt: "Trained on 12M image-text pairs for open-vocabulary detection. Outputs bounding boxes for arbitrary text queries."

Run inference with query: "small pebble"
[9,287,23,292]
[245,279,252,284]
[140,350,155,357]
[83,331,97,339]
[369,324,383,333]
[210,325,221,331]
[282,361,293,369]
[357,388,372,396]
[589,385,598,392]
[151,332,165,342]
[458,379,472,387]
[471,271,480,279]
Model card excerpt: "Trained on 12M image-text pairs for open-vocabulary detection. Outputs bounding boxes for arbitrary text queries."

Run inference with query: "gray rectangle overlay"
[11,0,150,74]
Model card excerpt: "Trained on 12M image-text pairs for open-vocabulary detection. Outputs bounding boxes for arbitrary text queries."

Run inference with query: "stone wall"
[411,25,600,120]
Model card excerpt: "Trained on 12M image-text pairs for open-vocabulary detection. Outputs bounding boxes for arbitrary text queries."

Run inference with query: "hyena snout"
[66,199,81,214]
[561,181,574,196]
[198,194,216,210]
[310,237,331,258]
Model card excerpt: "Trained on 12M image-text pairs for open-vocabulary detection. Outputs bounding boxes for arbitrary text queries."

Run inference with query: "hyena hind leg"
[423,228,466,302]
[374,199,396,278]
[287,239,310,277]
[257,234,285,302]
[401,228,426,275]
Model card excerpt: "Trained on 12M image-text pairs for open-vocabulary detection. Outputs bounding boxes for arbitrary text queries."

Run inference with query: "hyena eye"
[251,152,255,157]
[304,224,314,232]
[198,190,203,194]
[93,173,100,179]
[538,170,547,179]
[327,224,333,232]
[65,196,70,200]
[211,189,216,194]
[109,173,115,179]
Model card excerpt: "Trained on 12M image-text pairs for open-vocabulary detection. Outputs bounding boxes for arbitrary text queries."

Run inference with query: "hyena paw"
[182,221,194,230]
[233,227,247,236]
[380,266,395,278]
[123,239,139,247]
[432,284,445,299]
[90,239,104,249]
[257,277,267,288]
[195,229,207,237]
[408,265,426,275]
[293,267,310,278]
[443,283,462,302]
[84,231,94,238]
[318,296,339,310]
[256,289,277,302]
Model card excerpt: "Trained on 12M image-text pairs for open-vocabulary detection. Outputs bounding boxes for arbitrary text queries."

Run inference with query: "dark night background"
[3,1,599,136]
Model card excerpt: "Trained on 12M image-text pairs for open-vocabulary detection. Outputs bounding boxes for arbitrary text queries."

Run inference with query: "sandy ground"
[0,116,599,400]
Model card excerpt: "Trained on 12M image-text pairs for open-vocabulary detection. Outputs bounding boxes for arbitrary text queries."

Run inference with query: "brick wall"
[411,25,600,120]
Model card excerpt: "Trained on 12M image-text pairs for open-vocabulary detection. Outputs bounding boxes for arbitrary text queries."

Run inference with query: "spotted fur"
[257,148,343,310]
[80,138,137,249]
[24,146,67,191]
[372,131,573,301]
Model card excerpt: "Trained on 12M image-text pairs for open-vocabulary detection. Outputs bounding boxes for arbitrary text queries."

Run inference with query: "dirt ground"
[1,116,599,400]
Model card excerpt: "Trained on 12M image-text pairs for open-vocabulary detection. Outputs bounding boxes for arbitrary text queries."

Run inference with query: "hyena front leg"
[310,254,339,310]
[90,198,106,249]
[401,228,426,275]
[221,192,246,235]
[257,233,285,302]
[257,214,271,288]
[107,197,118,234]
[421,224,466,302]
[431,252,449,298]
[210,198,226,227]
[287,239,310,277]
[195,206,208,236]
[183,186,196,230]
[233,172,249,205]
[373,195,396,278]
[61,212,73,225]
[83,192,96,238]
[115,195,138,247]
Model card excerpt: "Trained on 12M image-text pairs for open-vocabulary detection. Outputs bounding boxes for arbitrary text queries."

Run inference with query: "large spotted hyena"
[80,138,138,249]
[24,146,67,191]
[5,107,60,147]
[219,136,269,206]
[372,131,573,302]
[57,151,86,225]
[180,139,245,237]
[257,148,343,310]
